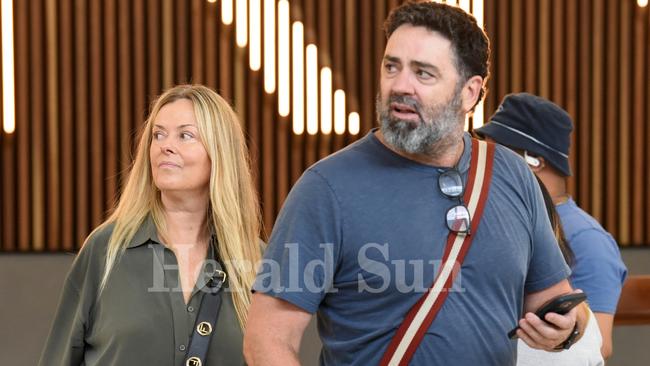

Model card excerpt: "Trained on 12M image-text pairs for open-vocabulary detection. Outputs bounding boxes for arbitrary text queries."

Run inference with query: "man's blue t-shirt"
[557,198,627,314]
[254,131,571,366]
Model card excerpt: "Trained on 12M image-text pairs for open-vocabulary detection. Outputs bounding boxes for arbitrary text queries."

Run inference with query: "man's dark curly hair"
[384,0,490,109]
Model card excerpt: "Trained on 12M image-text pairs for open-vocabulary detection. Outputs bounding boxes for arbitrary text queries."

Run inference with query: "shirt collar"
[127,214,218,256]
[127,214,161,248]
[456,132,473,174]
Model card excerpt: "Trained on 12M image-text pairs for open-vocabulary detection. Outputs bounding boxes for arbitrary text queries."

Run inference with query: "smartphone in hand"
[508,292,587,339]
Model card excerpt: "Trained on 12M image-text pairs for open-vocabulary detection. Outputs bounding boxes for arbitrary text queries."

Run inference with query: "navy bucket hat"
[475,93,573,176]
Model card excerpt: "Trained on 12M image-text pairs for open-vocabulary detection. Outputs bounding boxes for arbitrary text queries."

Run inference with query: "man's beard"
[377,88,464,156]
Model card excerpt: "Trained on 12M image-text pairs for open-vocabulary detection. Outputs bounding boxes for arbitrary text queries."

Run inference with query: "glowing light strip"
[473,104,485,129]
[638,0,648,7]
[263,0,275,93]
[472,0,485,129]
[278,0,290,116]
[292,22,304,134]
[473,0,484,29]
[222,0,233,25]
[236,0,247,47]
[459,0,470,12]
[249,0,261,70]
[2,0,15,134]
[348,112,360,135]
[334,90,346,135]
[306,44,319,135]
[320,67,332,135]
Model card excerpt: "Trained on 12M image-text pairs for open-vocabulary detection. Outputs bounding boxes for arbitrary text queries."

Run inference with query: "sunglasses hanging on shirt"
[438,169,471,235]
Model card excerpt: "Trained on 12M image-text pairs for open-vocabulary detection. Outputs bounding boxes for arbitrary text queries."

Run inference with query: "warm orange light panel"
[278,0,290,116]
[348,112,360,135]
[334,90,346,135]
[459,0,470,12]
[2,0,15,134]
[473,0,484,28]
[306,44,319,135]
[263,0,275,93]
[320,67,333,135]
[222,0,233,25]
[473,103,485,129]
[249,0,261,70]
[236,0,248,47]
[292,22,305,134]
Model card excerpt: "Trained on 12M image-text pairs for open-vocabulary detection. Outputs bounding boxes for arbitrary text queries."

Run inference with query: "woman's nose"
[160,143,175,155]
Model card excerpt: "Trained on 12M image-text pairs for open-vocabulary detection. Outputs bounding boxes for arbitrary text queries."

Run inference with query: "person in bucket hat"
[476,92,572,176]
[476,93,627,360]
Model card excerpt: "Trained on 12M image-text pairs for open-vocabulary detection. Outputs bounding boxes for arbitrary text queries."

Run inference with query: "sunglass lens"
[446,205,470,233]
[439,170,463,198]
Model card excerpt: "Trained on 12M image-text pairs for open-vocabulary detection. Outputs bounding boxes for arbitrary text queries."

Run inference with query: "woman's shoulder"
[82,222,116,251]
[59,223,116,297]
[71,222,117,272]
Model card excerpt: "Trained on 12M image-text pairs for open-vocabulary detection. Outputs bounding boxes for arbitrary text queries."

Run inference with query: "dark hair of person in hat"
[534,174,574,267]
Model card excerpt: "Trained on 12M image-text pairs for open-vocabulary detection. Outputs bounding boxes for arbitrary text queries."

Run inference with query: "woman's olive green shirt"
[38,217,245,366]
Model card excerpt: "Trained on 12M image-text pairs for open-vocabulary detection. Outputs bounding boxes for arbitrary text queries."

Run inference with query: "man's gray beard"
[377,91,463,156]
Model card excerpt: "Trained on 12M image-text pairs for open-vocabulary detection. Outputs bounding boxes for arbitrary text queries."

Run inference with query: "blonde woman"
[39,85,262,366]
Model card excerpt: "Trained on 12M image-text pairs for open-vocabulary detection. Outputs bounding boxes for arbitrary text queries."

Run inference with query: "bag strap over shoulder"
[380,139,496,366]
[183,267,227,366]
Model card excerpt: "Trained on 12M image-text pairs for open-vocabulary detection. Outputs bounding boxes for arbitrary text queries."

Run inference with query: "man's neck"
[375,129,465,168]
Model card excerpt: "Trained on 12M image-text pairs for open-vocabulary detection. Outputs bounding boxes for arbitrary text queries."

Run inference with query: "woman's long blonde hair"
[89,84,262,328]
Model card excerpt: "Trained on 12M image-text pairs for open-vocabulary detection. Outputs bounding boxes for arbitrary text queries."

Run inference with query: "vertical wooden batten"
[591,0,604,224]
[631,4,646,246]
[605,0,619,236]
[29,0,45,251]
[73,0,89,248]
[59,0,74,251]
[104,0,119,215]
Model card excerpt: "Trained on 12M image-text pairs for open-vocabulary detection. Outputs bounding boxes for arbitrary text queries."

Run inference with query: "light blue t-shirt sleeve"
[568,229,627,314]
[522,171,572,293]
[253,169,342,314]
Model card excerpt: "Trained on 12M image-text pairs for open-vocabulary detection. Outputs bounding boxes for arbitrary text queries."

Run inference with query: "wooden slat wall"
[0,0,648,251]
[485,0,650,247]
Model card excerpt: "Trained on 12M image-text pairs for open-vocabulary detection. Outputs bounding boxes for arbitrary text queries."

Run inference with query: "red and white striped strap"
[379,139,495,366]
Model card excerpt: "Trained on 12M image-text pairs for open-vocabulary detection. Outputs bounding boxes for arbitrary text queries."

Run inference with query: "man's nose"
[390,70,416,95]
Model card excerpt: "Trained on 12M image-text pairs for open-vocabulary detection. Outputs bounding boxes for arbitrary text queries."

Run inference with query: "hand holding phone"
[508,292,587,339]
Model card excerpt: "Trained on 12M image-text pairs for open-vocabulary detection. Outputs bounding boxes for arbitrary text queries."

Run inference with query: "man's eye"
[417,70,433,79]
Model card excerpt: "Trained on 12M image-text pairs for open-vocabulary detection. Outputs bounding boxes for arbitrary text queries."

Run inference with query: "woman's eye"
[152,131,163,140]
[180,132,194,140]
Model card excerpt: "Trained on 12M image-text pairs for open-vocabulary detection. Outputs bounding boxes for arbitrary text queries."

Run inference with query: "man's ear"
[461,75,483,114]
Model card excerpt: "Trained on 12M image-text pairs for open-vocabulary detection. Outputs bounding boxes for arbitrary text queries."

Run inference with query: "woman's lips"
[158,161,181,168]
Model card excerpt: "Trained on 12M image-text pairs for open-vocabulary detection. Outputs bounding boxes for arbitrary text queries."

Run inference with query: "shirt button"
[179,344,186,351]
[187,306,194,312]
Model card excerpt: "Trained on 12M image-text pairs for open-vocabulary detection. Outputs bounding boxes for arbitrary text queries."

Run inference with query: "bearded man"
[244,2,587,365]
